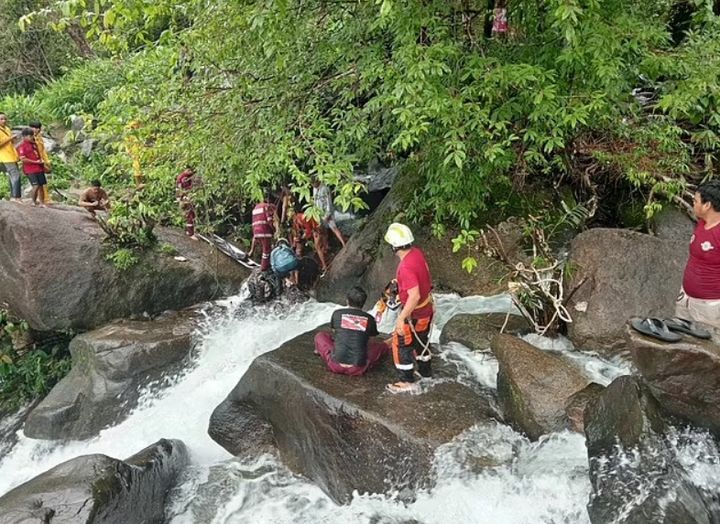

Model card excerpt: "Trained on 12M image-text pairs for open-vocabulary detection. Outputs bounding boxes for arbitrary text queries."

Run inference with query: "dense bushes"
[12,0,716,234]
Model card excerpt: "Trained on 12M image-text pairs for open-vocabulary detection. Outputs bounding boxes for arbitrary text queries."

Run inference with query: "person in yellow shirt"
[0,113,21,202]
[29,122,51,204]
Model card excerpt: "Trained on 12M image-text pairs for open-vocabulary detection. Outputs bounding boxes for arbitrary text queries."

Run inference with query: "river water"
[0,293,714,523]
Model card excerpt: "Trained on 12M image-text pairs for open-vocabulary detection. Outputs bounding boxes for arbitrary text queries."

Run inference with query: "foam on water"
[0,293,717,523]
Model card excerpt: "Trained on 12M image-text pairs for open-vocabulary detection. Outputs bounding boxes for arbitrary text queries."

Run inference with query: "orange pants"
[391,315,432,383]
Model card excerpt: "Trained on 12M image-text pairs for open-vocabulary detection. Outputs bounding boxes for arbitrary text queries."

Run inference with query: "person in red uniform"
[176,167,197,239]
[676,180,720,329]
[314,286,389,376]
[16,128,47,207]
[384,223,434,393]
[248,190,277,271]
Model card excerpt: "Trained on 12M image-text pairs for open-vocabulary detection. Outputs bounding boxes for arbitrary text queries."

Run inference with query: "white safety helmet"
[384,223,414,248]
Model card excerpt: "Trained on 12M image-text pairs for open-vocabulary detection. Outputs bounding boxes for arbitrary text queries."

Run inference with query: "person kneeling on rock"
[314,287,390,376]
[79,180,110,218]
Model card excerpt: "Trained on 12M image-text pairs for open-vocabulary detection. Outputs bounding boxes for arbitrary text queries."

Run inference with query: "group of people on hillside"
[1,114,52,207]
[1,113,110,216]
[248,177,346,277]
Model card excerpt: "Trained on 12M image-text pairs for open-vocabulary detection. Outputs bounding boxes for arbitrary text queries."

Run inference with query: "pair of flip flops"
[630,317,711,343]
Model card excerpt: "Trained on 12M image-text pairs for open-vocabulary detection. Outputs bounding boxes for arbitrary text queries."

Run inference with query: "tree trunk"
[65,23,94,58]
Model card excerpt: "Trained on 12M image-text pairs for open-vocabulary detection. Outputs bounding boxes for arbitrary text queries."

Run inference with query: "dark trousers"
[391,316,433,383]
[258,237,272,271]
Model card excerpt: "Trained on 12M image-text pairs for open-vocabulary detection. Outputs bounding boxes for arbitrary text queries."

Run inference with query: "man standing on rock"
[676,180,720,329]
[176,166,198,240]
[16,128,47,207]
[0,113,21,203]
[248,189,277,271]
[384,223,434,393]
[311,177,345,276]
[314,286,389,376]
[29,122,52,204]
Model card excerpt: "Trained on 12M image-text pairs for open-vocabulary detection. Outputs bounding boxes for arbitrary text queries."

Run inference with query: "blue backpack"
[271,243,299,276]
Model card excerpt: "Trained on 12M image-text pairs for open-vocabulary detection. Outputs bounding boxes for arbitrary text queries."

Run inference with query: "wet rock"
[316,167,523,306]
[584,376,714,524]
[209,329,499,503]
[24,308,204,440]
[0,438,187,524]
[564,382,605,434]
[0,402,39,459]
[440,312,529,351]
[565,228,686,354]
[628,325,720,436]
[208,401,276,457]
[491,334,591,440]
[653,205,694,245]
[0,202,248,331]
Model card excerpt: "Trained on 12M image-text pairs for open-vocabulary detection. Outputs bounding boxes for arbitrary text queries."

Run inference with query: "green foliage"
[9,0,720,238]
[0,93,45,123]
[159,243,177,256]
[0,0,82,95]
[105,247,139,270]
[0,309,71,411]
[39,59,125,122]
[98,192,157,248]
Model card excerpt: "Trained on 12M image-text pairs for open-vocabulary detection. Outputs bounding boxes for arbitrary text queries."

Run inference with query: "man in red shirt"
[16,128,47,207]
[176,167,197,240]
[676,180,720,328]
[384,223,434,393]
[248,189,277,271]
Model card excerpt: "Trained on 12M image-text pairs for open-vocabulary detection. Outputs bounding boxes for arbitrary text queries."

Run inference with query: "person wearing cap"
[384,223,434,393]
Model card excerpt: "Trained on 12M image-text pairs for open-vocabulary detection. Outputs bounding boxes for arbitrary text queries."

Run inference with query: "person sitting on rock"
[79,180,110,217]
[676,180,720,329]
[314,286,389,376]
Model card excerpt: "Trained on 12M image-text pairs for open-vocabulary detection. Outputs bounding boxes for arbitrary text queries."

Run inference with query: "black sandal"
[630,318,682,343]
[664,317,712,340]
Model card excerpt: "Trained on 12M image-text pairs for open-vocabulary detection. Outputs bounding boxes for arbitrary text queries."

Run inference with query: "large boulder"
[440,312,529,351]
[24,307,204,440]
[0,202,248,331]
[491,333,592,440]
[315,167,523,306]
[0,438,187,524]
[565,228,687,353]
[209,329,499,503]
[584,376,714,524]
[628,325,720,436]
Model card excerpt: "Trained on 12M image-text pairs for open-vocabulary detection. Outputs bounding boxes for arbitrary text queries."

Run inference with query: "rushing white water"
[0,293,716,523]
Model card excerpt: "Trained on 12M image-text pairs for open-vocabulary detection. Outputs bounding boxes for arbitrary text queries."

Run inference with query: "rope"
[408,319,433,359]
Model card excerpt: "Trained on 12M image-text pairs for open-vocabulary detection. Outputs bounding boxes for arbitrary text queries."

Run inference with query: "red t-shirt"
[682,219,720,299]
[396,247,433,319]
[16,140,44,175]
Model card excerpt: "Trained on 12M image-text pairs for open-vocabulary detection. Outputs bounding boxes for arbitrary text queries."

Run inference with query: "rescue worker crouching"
[384,223,434,394]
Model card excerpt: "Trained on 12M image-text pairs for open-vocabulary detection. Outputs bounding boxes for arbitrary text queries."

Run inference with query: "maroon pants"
[185,206,195,236]
[258,237,272,271]
[314,331,388,376]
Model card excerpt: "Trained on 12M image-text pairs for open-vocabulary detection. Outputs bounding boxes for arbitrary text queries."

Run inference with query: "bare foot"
[189,235,199,241]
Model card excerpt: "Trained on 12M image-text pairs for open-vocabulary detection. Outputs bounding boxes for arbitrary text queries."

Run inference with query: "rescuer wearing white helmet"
[384,223,434,393]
